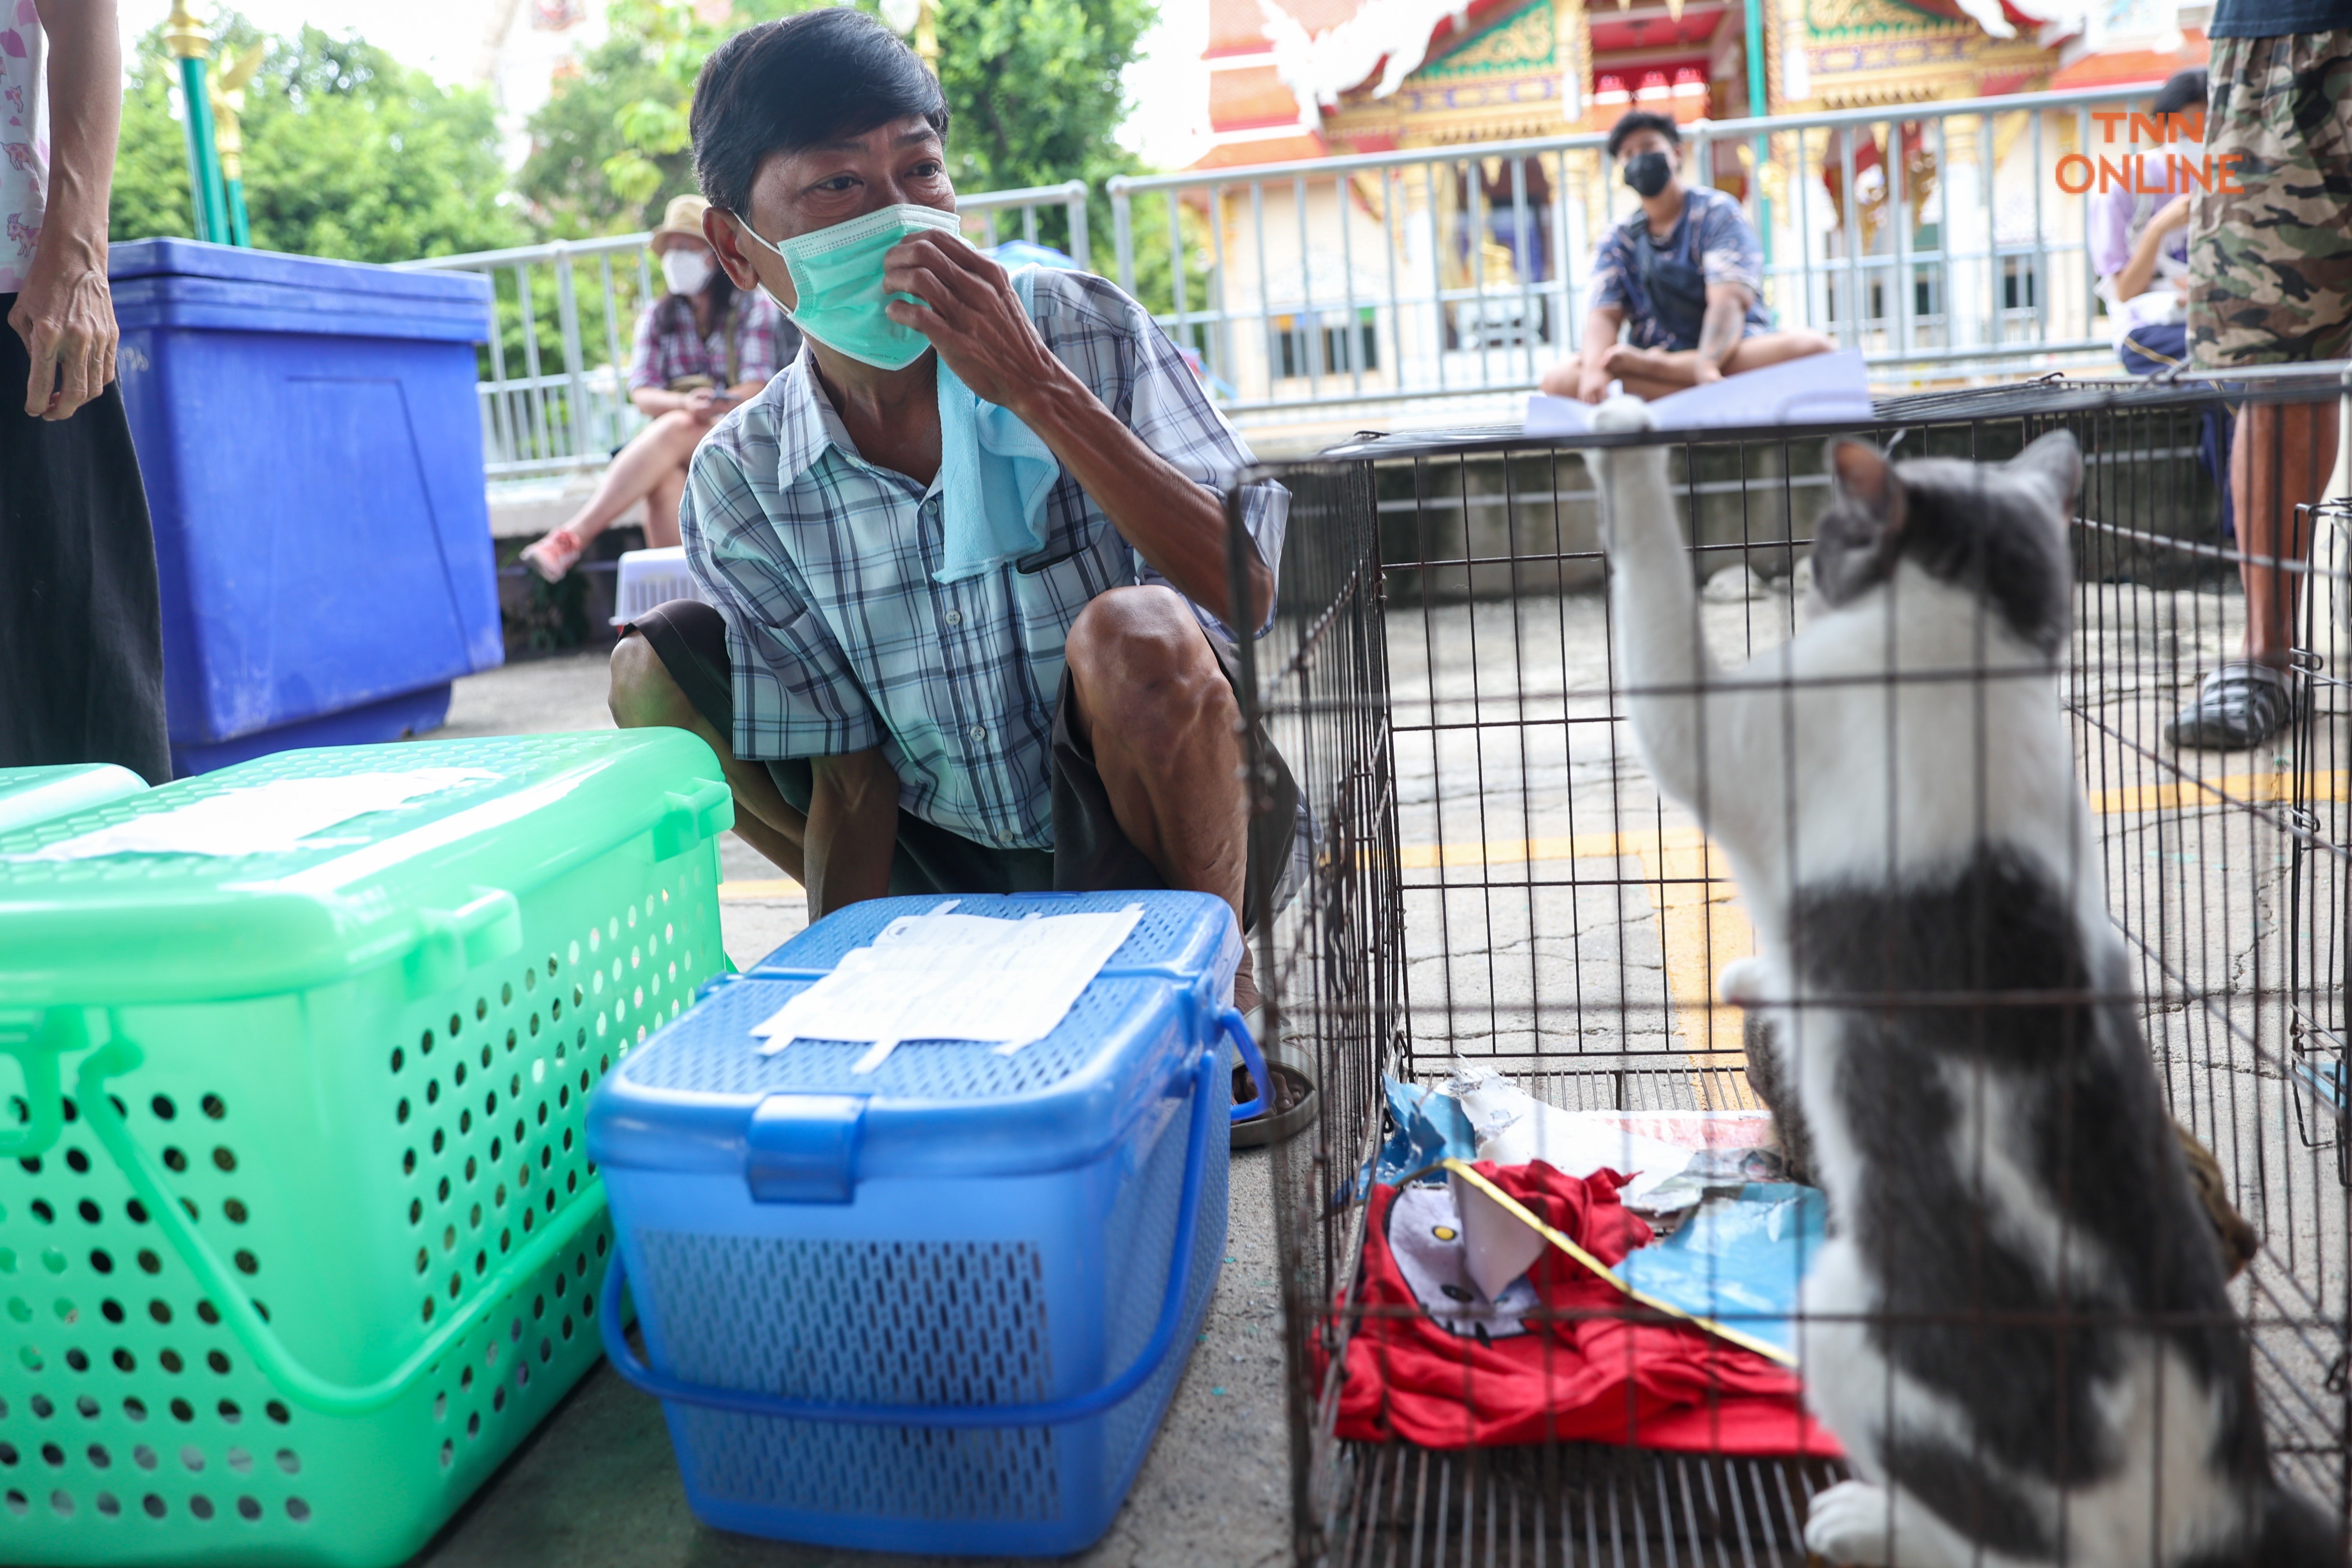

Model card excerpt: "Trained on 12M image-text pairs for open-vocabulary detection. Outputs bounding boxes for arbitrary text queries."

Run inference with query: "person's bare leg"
[608,630,809,881]
[2237,397,2340,665]
[1612,370,1684,401]
[1718,329,1837,374]
[1064,585,1260,1011]
[556,412,706,550]
[1605,343,1699,390]
[643,462,688,550]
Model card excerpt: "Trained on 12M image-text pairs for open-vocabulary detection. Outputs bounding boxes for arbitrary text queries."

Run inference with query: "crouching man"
[607,8,1294,1007]
[1540,110,1832,402]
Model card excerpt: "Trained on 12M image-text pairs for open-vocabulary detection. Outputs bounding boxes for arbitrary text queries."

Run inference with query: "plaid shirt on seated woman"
[627,284,800,392]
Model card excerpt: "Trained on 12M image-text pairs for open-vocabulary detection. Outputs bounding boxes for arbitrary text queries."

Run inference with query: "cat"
[1586,394,2337,1568]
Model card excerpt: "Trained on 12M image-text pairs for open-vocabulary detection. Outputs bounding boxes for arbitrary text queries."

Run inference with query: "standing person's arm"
[11,0,120,420]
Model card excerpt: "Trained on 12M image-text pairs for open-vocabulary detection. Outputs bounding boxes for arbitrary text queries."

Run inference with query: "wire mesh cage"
[1231,371,2352,1567]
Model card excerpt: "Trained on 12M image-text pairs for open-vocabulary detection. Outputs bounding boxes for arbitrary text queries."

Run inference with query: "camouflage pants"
[2187,29,2352,367]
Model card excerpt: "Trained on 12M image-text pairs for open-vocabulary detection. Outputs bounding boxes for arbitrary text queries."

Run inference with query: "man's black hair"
[2152,68,2207,120]
[690,9,950,216]
[1606,110,1681,160]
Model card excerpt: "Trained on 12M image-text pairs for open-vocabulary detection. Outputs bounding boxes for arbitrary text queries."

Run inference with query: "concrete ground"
[407,649,1292,1568]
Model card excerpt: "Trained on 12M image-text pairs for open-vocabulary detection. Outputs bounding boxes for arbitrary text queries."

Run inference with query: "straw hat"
[651,194,711,245]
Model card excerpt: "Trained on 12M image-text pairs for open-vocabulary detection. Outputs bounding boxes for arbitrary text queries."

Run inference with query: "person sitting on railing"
[519,194,797,582]
[2091,70,2234,545]
[1541,110,1832,403]
[604,8,1297,1014]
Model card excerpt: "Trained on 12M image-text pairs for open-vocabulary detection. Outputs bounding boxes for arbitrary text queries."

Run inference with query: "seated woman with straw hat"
[520,194,799,582]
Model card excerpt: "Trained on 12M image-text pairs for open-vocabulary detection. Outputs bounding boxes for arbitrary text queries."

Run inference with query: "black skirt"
[0,297,170,784]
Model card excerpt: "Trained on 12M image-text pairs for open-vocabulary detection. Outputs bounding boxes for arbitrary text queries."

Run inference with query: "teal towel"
[933,268,1061,584]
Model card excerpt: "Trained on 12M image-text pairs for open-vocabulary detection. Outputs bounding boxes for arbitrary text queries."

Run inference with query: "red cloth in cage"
[1333,1161,1840,1455]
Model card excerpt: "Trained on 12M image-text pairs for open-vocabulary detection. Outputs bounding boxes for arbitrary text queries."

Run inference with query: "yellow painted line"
[718,878,803,900]
[2088,771,2345,816]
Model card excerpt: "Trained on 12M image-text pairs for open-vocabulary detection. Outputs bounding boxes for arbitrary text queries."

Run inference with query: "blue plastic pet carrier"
[586,890,1267,1555]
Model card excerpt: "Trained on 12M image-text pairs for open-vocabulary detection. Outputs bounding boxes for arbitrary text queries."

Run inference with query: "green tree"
[517,0,1157,255]
[109,18,526,262]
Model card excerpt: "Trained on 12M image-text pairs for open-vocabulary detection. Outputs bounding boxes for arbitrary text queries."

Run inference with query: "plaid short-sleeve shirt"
[627,288,797,392]
[679,268,1288,852]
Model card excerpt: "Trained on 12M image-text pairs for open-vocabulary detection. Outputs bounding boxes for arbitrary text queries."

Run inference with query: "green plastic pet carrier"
[0,732,731,1566]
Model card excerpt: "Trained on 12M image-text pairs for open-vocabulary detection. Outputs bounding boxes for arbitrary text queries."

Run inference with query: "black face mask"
[1623,149,1674,199]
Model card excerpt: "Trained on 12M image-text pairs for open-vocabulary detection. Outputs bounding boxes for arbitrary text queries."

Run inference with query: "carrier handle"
[600,1030,1224,1428]
[1222,1006,1269,1122]
[0,1008,87,1160]
[76,1030,608,1416]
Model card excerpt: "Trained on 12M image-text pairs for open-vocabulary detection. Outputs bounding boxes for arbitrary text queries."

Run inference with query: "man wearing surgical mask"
[1540,110,1831,402]
[607,8,1296,1015]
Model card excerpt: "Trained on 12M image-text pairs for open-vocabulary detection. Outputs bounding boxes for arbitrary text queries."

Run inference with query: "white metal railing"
[1108,83,2170,425]
[418,85,2185,474]
[401,181,1088,479]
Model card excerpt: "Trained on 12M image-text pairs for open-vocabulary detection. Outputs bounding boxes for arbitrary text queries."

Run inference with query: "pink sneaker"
[520,527,585,583]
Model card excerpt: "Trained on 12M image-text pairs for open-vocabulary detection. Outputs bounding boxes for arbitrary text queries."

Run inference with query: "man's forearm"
[804,748,898,919]
[32,0,120,262]
[1012,366,1270,631]
[1696,293,1745,370]
[1581,307,1623,374]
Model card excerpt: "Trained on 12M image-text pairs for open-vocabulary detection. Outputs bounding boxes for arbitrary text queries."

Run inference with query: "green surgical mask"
[737,203,963,371]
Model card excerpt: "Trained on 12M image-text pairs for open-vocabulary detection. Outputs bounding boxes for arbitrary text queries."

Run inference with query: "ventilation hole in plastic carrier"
[217,1400,239,1424]
[287,1496,310,1522]
[189,1494,213,1520]
[276,1448,299,1475]
[438,1441,453,1469]
[96,1491,118,1516]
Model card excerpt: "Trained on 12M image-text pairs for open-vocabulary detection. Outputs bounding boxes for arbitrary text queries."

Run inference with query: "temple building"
[1177,0,2208,415]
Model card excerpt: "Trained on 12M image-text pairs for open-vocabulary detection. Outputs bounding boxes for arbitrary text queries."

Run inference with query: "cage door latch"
[744,1093,868,1204]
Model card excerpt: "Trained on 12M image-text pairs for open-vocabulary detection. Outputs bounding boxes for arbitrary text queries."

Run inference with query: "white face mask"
[660,247,714,297]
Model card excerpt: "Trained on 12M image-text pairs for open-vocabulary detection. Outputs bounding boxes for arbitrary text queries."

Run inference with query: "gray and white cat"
[1587,395,2337,1568]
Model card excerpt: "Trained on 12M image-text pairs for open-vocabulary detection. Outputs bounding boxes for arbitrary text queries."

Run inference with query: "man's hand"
[683,387,725,424]
[2151,194,2193,236]
[1576,362,1613,404]
[1690,359,1724,386]
[9,239,115,423]
[880,233,1063,413]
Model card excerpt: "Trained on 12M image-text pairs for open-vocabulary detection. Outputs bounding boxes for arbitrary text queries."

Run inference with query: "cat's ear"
[2007,430,2083,513]
[1829,439,1907,532]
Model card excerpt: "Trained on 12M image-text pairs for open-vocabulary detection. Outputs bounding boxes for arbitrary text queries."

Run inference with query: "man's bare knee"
[608,631,697,731]
[1067,586,1213,691]
[1067,587,1233,753]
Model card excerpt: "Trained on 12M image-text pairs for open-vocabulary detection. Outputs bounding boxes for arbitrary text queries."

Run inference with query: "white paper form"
[1524,349,1874,437]
[751,902,1145,1073]
[17,770,495,861]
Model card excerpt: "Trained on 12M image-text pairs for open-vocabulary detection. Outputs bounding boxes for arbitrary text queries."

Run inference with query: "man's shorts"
[2188,29,2352,368]
[628,598,1300,931]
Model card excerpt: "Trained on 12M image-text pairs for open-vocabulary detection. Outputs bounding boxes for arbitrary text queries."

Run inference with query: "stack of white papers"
[751,902,1145,1074]
[1524,348,1874,437]
[15,770,493,861]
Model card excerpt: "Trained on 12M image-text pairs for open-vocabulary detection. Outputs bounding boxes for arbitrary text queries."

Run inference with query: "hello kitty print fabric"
[0,0,46,294]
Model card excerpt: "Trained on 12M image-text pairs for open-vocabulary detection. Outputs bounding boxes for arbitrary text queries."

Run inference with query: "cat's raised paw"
[1591,394,1656,434]
[1718,957,1767,1005]
[1803,1481,1897,1567]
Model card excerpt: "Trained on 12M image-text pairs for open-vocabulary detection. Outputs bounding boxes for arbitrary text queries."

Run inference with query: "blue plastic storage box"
[587,891,1267,1556]
[108,239,502,776]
